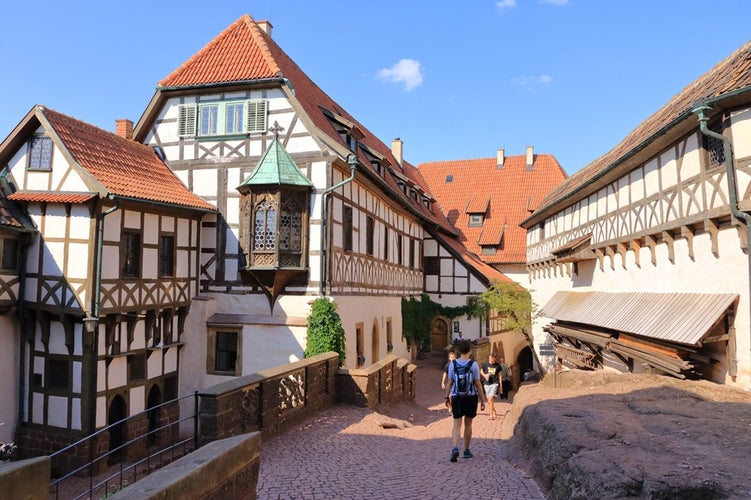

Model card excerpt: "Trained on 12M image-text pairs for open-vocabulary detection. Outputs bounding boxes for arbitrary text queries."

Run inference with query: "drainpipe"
[319,154,357,296]
[692,100,751,384]
[81,196,119,434]
[16,232,32,424]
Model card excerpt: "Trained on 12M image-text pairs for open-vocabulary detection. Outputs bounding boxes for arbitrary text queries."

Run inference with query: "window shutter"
[178,104,197,137]
[246,99,268,133]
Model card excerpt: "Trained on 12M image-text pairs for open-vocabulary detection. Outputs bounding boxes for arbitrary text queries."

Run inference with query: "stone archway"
[430,316,451,351]
[147,385,162,447]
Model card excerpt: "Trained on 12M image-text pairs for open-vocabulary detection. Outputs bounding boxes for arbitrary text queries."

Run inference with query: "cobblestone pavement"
[257,354,545,499]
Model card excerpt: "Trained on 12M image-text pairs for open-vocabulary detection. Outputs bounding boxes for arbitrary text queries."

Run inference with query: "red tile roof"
[150,15,454,234]
[0,177,33,231]
[527,39,751,225]
[433,230,511,284]
[39,107,215,211]
[419,154,567,264]
[8,192,95,204]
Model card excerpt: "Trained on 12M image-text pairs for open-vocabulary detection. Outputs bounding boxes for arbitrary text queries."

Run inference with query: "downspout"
[319,154,358,296]
[93,196,121,318]
[16,232,33,424]
[692,100,751,383]
[81,195,119,435]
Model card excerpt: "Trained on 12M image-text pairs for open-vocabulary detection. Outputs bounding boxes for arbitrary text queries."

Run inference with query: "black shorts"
[451,394,478,419]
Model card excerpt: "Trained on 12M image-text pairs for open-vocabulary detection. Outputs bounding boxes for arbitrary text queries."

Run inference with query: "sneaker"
[463,449,473,459]
[450,447,459,462]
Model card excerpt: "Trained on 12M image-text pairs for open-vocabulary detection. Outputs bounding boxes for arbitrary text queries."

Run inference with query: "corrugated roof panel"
[540,291,738,345]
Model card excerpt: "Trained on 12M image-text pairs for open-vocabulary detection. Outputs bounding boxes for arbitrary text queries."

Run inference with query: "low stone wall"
[109,432,261,500]
[335,354,416,407]
[0,456,50,500]
[198,352,339,444]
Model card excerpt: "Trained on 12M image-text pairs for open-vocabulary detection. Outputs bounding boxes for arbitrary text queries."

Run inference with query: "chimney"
[392,138,403,167]
[116,119,134,140]
[526,145,534,170]
[257,20,273,37]
[496,148,505,169]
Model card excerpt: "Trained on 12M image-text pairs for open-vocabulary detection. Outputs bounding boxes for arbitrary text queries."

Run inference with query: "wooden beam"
[704,219,719,257]
[681,225,695,261]
[645,234,657,266]
[630,239,641,268]
[617,242,628,269]
[662,230,675,264]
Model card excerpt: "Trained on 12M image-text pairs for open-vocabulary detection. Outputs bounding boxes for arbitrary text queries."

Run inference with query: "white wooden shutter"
[178,104,197,137]
[246,99,268,133]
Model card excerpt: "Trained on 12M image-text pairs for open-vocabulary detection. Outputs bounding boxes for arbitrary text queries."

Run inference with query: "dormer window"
[468,214,484,227]
[27,136,53,170]
[321,107,363,152]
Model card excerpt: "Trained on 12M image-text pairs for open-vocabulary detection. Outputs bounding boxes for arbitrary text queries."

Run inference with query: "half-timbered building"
[132,15,503,393]
[0,175,35,443]
[419,148,567,373]
[0,106,214,457]
[521,40,751,387]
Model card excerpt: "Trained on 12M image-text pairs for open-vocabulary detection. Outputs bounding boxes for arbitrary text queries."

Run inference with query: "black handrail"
[49,392,199,500]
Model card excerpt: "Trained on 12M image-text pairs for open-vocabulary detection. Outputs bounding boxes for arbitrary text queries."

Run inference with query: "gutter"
[692,99,751,384]
[319,154,357,296]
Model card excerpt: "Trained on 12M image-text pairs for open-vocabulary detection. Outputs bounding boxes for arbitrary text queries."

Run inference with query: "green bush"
[305,298,346,365]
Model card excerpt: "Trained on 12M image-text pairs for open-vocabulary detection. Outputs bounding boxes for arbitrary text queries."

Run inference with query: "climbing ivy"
[401,294,476,350]
[305,298,346,366]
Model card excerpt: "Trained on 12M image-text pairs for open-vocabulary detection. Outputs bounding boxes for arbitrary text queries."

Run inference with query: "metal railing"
[48,392,199,500]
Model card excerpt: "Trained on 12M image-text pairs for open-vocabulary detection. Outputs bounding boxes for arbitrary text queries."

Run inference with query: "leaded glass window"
[28,136,53,170]
[254,199,277,250]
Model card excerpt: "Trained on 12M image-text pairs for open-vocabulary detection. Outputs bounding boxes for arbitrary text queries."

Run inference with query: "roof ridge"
[243,15,282,77]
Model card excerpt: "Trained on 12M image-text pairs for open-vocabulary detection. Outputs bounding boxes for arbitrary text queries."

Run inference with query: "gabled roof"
[238,136,313,188]
[419,153,567,264]
[431,229,511,285]
[524,39,751,227]
[1,106,215,212]
[139,14,454,234]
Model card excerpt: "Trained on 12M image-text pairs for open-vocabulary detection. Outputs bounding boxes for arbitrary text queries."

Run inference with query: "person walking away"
[441,349,457,414]
[445,339,486,462]
[481,353,503,420]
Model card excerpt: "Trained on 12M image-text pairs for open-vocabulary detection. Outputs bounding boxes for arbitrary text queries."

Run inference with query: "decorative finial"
[269,121,285,138]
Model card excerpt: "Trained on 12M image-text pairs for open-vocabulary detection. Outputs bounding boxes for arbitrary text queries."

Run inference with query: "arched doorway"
[108,394,127,464]
[371,321,380,364]
[431,316,450,351]
[516,345,535,387]
[147,385,162,447]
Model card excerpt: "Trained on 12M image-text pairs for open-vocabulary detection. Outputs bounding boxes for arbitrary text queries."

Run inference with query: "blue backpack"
[452,360,475,396]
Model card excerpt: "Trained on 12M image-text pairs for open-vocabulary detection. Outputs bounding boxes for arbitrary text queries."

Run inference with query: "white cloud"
[540,0,569,5]
[377,59,423,91]
[497,0,516,8]
[511,74,553,89]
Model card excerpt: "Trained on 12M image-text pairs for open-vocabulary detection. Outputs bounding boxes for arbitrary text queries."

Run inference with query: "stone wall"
[0,456,50,500]
[109,432,261,500]
[198,352,339,444]
[335,354,416,407]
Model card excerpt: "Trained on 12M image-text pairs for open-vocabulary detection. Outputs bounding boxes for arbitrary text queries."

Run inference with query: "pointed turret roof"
[239,135,313,188]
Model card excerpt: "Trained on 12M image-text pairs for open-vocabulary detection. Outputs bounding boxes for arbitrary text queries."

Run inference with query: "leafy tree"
[473,280,538,339]
[305,298,346,365]
[401,294,475,352]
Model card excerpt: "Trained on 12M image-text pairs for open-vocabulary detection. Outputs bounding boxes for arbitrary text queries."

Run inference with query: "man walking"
[481,353,503,420]
[445,339,486,462]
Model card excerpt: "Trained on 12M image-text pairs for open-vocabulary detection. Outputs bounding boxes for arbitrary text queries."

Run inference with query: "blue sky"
[2,1,751,175]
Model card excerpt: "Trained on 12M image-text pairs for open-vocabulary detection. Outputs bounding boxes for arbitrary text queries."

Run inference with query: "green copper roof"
[239,138,313,188]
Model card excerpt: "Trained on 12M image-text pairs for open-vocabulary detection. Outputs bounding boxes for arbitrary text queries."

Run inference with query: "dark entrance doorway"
[147,385,162,447]
[107,395,127,464]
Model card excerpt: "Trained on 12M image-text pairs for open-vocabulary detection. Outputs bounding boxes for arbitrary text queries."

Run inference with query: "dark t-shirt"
[482,361,503,385]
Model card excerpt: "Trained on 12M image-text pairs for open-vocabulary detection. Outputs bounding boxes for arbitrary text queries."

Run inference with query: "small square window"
[28,136,53,170]
[424,256,440,275]
[468,214,484,227]
[129,353,146,381]
[46,358,70,390]
[208,330,241,375]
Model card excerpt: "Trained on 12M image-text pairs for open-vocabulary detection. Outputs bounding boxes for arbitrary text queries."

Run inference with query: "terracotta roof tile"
[465,196,490,214]
[8,192,95,204]
[0,177,33,231]
[531,39,751,223]
[419,154,567,264]
[41,108,215,211]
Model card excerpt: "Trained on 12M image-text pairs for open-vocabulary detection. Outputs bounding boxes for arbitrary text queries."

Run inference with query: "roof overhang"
[541,291,738,346]
[551,233,597,263]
